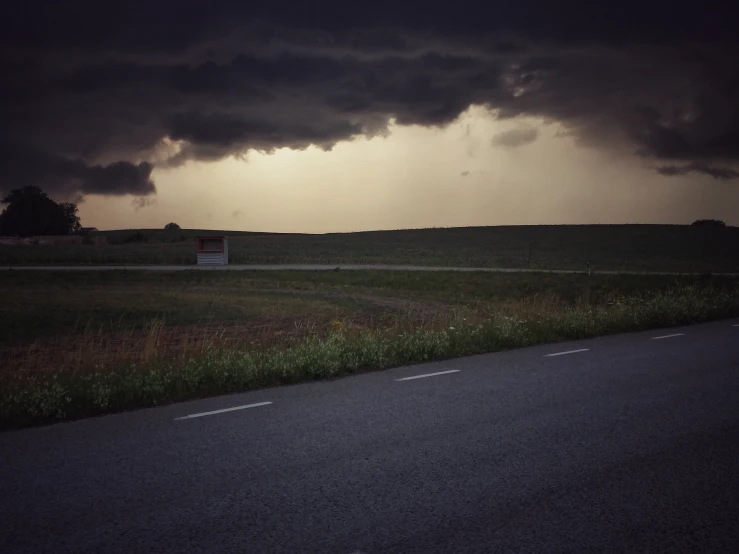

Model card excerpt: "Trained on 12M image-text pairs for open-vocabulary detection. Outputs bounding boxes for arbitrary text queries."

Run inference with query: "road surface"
[1,263,738,276]
[2,320,738,553]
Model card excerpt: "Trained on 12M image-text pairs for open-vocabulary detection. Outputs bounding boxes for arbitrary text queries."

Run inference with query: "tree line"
[0,186,81,237]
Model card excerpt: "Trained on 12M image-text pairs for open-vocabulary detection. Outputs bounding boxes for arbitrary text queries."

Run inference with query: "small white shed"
[196,236,228,266]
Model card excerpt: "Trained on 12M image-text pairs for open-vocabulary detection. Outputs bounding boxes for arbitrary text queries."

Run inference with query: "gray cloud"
[0,142,155,200]
[656,163,739,180]
[132,196,157,210]
[491,126,539,148]
[1,1,738,198]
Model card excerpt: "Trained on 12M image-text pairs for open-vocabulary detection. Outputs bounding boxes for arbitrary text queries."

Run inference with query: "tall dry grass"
[0,302,478,376]
[2,285,738,428]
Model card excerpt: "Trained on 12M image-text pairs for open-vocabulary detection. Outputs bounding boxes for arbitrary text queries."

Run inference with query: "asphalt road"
[2,320,738,553]
[2,263,739,276]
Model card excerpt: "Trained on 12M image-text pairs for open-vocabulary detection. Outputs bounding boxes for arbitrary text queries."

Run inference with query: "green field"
[3,269,736,345]
[2,269,739,427]
[2,228,739,428]
[1,224,738,272]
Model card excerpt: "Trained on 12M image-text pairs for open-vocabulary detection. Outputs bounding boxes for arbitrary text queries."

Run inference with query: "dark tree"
[164,222,181,230]
[0,186,81,237]
[691,219,726,227]
[60,202,82,234]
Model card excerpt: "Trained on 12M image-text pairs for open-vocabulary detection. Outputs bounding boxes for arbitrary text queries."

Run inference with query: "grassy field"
[2,269,738,428]
[1,224,738,272]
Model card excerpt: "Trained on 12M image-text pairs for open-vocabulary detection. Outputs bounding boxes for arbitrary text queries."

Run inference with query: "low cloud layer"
[0,142,155,199]
[491,127,539,148]
[1,0,738,198]
[656,163,739,180]
[131,197,157,211]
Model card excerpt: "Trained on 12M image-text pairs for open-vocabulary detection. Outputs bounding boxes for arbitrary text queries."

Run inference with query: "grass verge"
[2,284,737,430]
[2,270,735,344]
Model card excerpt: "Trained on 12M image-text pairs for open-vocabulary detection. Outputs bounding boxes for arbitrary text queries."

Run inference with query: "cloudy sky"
[2,1,738,231]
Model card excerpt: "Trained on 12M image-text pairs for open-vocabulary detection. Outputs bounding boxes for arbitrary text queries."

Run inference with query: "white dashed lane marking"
[651,333,685,340]
[396,370,460,381]
[174,401,273,420]
[543,348,589,358]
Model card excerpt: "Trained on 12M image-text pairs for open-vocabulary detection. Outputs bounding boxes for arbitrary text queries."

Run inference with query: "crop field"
[2,268,739,428]
[1,224,738,272]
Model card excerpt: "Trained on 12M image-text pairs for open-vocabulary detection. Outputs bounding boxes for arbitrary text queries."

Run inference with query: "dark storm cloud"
[0,143,155,199]
[656,163,739,180]
[491,127,539,148]
[1,0,737,197]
